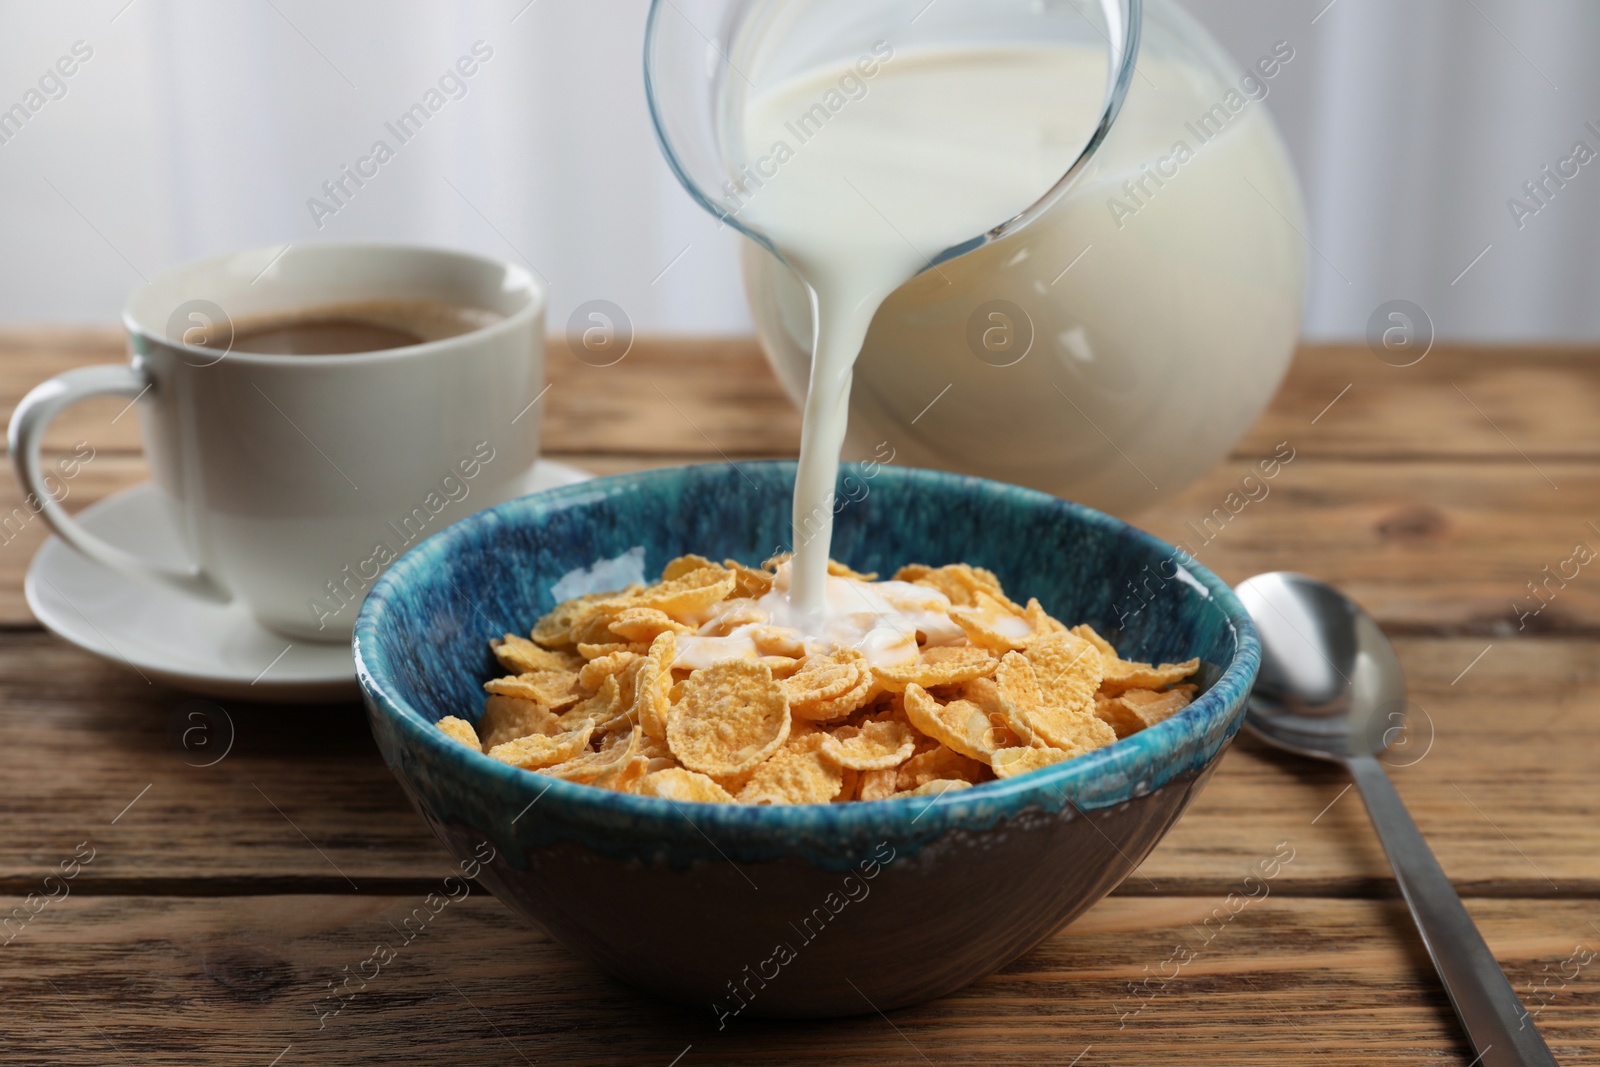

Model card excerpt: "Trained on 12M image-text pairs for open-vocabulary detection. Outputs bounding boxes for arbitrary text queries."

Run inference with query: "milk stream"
[736,45,1104,625]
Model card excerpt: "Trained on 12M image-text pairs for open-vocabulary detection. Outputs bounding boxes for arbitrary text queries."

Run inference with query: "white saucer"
[25,460,593,703]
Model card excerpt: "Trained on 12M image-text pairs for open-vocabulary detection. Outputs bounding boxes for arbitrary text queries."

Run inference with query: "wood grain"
[3,333,1594,632]
[1,894,1593,1066]
[5,333,1600,464]
[0,332,808,461]
[1,455,1594,633]
[2,330,1597,1064]
[1138,457,1599,636]
[1235,343,1600,461]
[2,631,1593,895]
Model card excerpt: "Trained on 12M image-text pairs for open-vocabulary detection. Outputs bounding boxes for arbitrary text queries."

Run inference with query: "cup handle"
[8,364,230,604]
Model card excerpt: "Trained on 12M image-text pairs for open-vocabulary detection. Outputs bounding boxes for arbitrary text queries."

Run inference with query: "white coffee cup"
[8,243,544,642]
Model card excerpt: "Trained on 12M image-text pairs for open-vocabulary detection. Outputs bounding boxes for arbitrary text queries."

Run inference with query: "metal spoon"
[1236,572,1559,1067]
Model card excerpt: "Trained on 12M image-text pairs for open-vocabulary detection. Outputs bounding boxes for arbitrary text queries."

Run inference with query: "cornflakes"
[487,724,593,769]
[436,716,480,750]
[632,632,677,741]
[1096,684,1198,738]
[610,607,694,643]
[484,670,583,709]
[635,565,737,616]
[990,744,1074,779]
[542,725,639,783]
[491,634,581,675]
[739,739,844,805]
[785,647,876,722]
[902,684,1013,764]
[819,719,917,771]
[635,767,736,803]
[1072,624,1200,696]
[445,556,1201,805]
[480,694,560,749]
[666,660,791,777]
[996,650,1116,757]
[872,646,997,692]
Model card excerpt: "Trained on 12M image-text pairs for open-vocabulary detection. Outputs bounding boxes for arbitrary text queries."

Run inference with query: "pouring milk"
[734,44,1106,622]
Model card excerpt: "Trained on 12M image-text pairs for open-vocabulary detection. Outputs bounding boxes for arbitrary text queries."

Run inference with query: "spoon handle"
[1345,755,1559,1066]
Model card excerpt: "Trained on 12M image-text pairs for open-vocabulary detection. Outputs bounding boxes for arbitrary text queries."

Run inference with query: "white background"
[0,0,1596,340]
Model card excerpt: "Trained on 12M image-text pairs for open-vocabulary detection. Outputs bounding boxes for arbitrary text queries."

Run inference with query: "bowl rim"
[354,461,1260,830]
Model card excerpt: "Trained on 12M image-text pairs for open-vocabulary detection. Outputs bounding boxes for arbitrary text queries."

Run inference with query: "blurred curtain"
[0,0,1596,340]
[1186,0,1600,341]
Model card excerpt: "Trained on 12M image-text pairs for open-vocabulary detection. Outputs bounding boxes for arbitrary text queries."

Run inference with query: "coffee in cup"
[224,298,504,356]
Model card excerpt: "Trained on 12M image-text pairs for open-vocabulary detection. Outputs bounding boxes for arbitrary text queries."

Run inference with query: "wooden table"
[1,332,1596,1065]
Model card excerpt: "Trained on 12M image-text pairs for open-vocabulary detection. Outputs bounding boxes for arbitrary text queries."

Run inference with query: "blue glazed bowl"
[354,462,1258,1019]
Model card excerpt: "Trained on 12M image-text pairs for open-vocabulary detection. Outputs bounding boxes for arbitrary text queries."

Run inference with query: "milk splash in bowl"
[646,0,1138,628]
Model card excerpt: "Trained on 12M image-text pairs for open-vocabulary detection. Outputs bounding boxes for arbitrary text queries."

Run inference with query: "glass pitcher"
[647,0,1305,518]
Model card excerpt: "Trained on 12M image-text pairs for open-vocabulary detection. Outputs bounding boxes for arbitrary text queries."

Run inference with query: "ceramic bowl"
[354,462,1259,1019]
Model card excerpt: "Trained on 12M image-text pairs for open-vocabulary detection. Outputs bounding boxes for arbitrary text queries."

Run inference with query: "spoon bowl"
[1237,571,1405,760]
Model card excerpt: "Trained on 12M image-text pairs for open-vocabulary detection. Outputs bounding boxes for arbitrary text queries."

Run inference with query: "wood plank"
[0,893,1592,1065]
[0,326,134,456]
[0,331,805,460]
[3,454,1596,633]
[1138,456,1600,636]
[1159,631,1600,898]
[559,452,1600,637]
[0,453,699,628]
[4,329,1592,1064]
[1236,343,1600,461]
[2,633,1593,895]
[0,455,150,621]
[542,337,802,459]
[4,331,1598,463]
